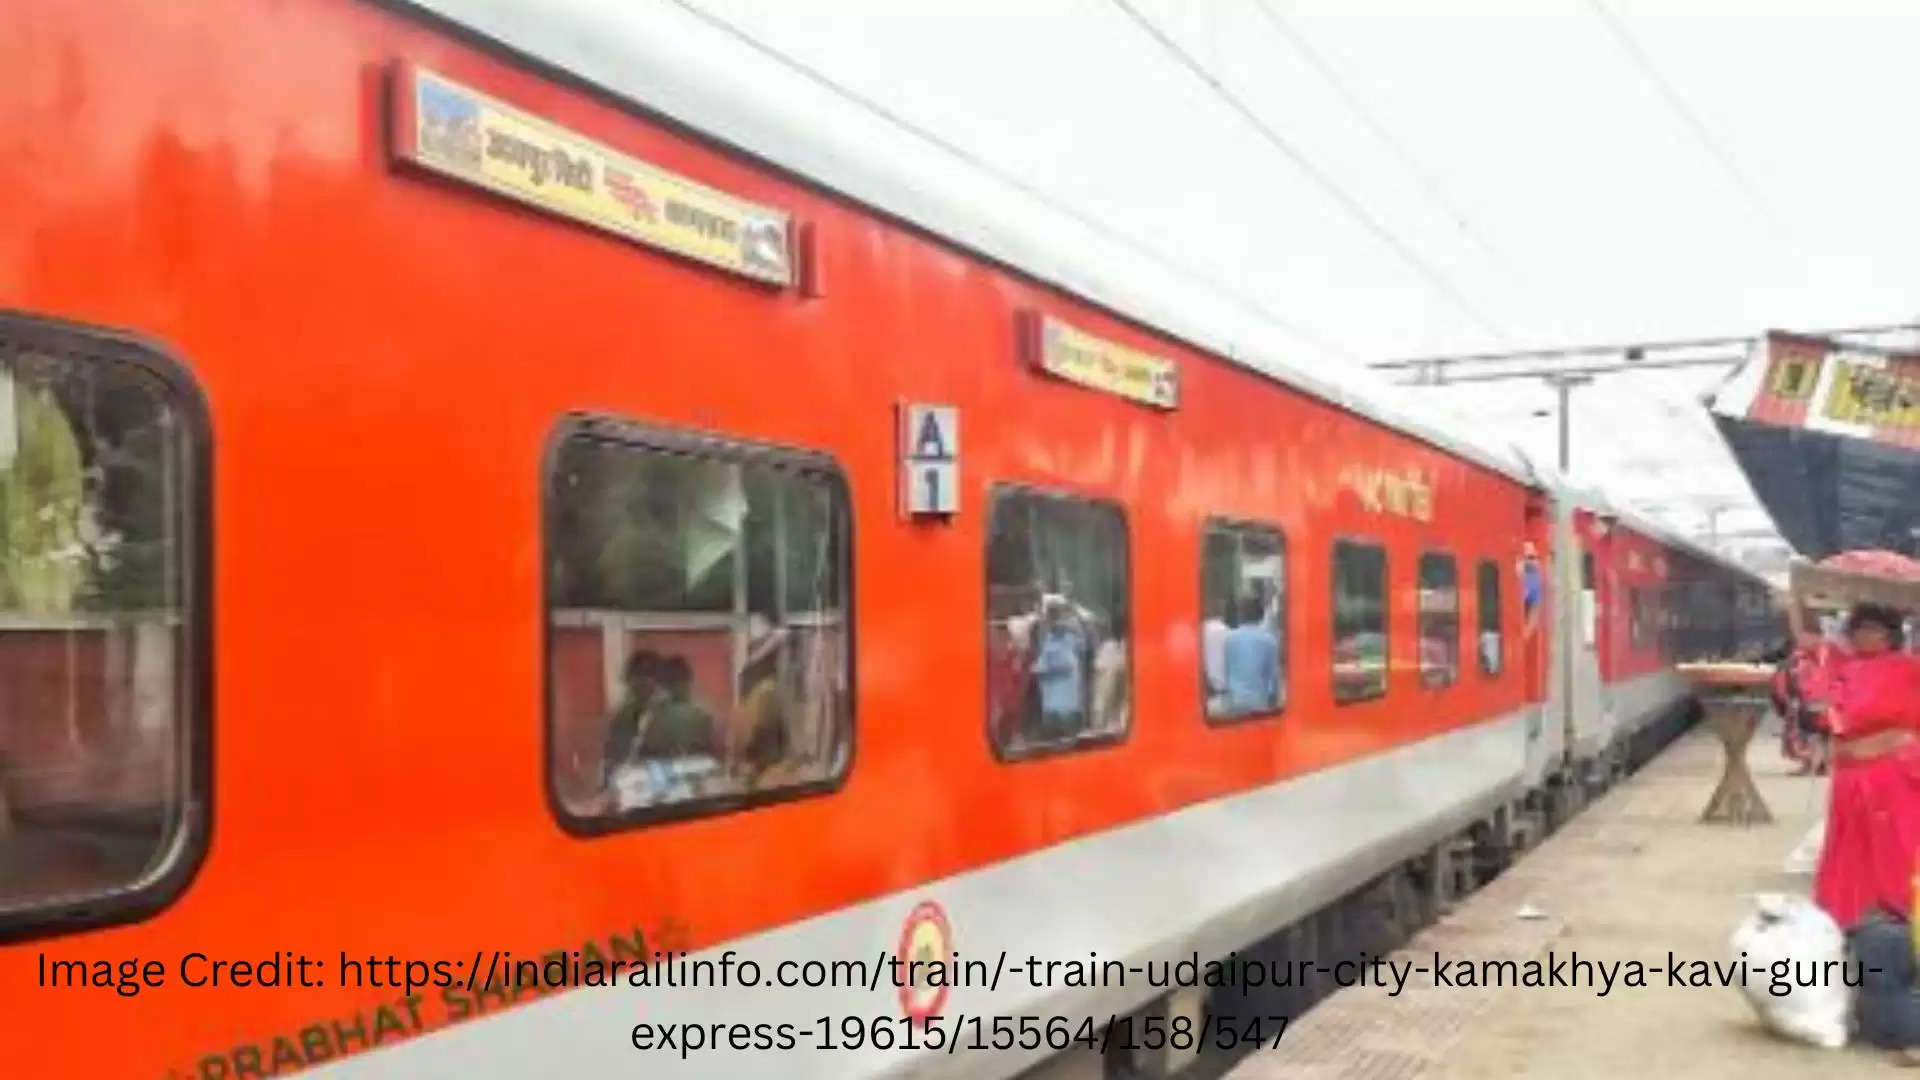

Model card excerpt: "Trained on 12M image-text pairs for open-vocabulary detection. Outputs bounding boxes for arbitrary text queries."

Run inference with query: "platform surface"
[1225,724,1902,1078]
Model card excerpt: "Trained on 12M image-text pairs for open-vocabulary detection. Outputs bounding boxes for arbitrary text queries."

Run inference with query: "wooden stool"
[1700,696,1773,825]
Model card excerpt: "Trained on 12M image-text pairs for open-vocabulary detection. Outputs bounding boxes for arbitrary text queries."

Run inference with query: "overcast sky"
[671,0,1920,551]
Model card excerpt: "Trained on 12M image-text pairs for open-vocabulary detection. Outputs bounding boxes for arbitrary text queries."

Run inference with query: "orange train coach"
[0,1,1782,1078]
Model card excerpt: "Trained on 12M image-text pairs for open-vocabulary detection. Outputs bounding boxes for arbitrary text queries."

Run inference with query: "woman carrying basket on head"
[1811,604,1920,932]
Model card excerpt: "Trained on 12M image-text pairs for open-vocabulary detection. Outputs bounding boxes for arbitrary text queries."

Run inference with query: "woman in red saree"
[1813,604,1920,930]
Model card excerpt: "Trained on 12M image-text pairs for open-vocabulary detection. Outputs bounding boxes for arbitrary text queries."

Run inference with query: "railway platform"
[1223,723,1892,1079]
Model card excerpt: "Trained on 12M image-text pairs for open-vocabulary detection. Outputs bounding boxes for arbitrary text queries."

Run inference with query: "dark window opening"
[0,314,209,941]
[987,487,1130,758]
[1201,520,1285,722]
[545,419,853,832]
[1418,552,1460,689]
[1476,559,1503,676]
[1332,540,1388,703]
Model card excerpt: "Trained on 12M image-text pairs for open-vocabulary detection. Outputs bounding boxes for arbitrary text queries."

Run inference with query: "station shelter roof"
[1707,331,1920,561]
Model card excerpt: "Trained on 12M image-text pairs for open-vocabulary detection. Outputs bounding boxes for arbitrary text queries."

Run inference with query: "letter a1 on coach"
[899,403,959,518]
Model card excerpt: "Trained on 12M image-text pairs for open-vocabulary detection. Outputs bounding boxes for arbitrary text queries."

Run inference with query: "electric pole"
[1545,373,1593,473]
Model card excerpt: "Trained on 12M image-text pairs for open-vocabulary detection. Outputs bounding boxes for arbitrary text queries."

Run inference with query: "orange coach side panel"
[0,0,1537,1074]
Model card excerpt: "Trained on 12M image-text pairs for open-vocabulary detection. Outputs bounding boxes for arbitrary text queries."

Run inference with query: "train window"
[1332,540,1388,703]
[545,419,852,832]
[1632,587,1666,650]
[1418,552,1460,689]
[1200,519,1286,722]
[986,487,1130,758]
[1578,546,1597,649]
[1660,588,1679,656]
[0,315,208,940]
[1476,559,1502,676]
[1671,582,1696,660]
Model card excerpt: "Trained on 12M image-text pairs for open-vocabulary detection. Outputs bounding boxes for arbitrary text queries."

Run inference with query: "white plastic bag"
[1729,892,1851,1049]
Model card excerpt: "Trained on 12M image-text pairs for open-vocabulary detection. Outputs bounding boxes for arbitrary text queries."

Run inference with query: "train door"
[1564,509,1608,770]
[1520,494,1561,789]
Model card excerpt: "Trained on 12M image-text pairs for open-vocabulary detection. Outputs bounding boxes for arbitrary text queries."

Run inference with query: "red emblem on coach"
[895,901,952,1022]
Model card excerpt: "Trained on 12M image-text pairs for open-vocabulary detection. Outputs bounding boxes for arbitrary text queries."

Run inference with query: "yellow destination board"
[391,64,793,287]
[1025,313,1179,409]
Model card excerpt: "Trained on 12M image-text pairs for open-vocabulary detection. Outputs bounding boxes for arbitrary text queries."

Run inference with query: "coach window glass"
[1477,559,1503,676]
[986,487,1130,757]
[1418,552,1460,689]
[0,317,206,935]
[1660,588,1679,658]
[1331,540,1387,703]
[1201,520,1285,721]
[1579,548,1598,648]
[546,423,852,829]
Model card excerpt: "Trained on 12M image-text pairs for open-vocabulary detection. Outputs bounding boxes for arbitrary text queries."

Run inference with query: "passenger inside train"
[1201,520,1285,720]
[1219,594,1281,716]
[1519,542,1543,636]
[986,489,1130,753]
[1030,594,1091,737]
[547,434,851,819]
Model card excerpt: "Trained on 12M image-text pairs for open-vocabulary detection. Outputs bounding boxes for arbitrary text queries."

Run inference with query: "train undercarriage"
[1017,694,1706,1080]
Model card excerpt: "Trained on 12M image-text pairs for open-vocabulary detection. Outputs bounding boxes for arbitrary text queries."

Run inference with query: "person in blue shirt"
[1221,594,1280,715]
[1520,543,1543,636]
[1029,595,1088,738]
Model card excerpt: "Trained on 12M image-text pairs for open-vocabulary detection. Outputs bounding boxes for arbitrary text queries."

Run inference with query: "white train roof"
[410,0,1757,576]
[410,0,1540,484]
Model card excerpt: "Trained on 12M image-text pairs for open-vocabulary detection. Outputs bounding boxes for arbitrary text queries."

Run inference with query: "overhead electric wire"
[1587,0,1849,486]
[1250,0,1524,286]
[665,0,1362,364]
[1587,0,1790,239]
[1374,321,1920,369]
[1110,0,1512,345]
